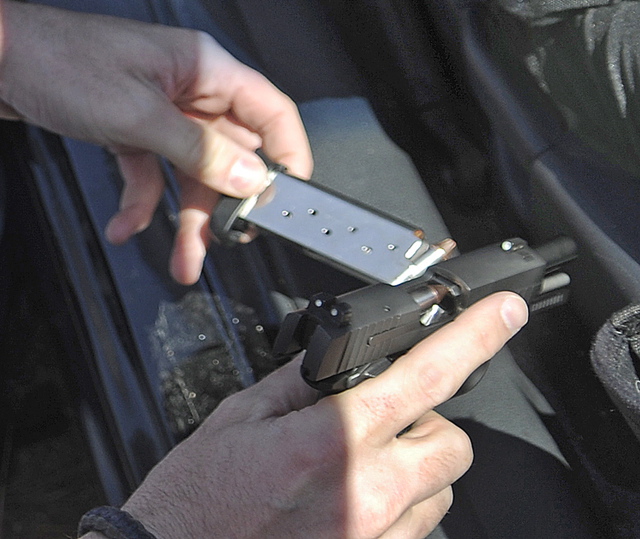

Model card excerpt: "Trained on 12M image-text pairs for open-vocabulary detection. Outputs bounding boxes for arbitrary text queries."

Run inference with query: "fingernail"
[105,216,129,245]
[229,156,268,195]
[500,295,529,335]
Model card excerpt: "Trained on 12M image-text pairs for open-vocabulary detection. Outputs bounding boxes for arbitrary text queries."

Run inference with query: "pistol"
[272,237,576,394]
[212,168,576,394]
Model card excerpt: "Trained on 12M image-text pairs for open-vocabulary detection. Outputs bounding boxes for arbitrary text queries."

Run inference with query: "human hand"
[102,292,528,539]
[0,1,312,284]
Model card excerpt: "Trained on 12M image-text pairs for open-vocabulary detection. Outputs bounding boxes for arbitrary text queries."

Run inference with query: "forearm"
[0,0,198,141]
[77,504,180,539]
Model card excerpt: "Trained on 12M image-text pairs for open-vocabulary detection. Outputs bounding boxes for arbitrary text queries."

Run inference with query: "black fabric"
[488,0,640,177]
[320,1,490,200]
[589,305,640,537]
[200,0,364,102]
[436,350,599,539]
[591,304,640,442]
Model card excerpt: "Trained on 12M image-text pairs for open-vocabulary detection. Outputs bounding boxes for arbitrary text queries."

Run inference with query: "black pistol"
[211,168,576,394]
[272,237,576,394]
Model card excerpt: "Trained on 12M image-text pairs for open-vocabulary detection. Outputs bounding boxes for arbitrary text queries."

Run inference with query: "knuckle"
[123,202,154,230]
[209,391,245,420]
[193,28,214,47]
[463,322,498,360]
[415,422,473,486]
[353,491,402,538]
[441,486,455,512]
[107,97,166,146]
[171,28,213,64]
[180,124,208,177]
[195,129,241,186]
[348,460,412,538]
[411,488,454,539]
[433,486,454,518]
[274,91,299,117]
[247,73,300,126]
[269,96,301,132]
[411,362,451,408]
[447,424,474,471]
[348,391,402,439]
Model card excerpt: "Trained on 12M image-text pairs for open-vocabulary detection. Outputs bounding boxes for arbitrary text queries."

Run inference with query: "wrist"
[78,506,160,539]
[120,502,168,539]
[121,490,197,539]
[119,446,221,539]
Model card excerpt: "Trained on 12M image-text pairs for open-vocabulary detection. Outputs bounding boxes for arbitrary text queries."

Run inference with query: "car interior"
[2,0,640,537]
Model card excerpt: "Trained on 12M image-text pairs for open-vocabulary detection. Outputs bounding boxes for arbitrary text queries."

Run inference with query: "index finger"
[335,292,529,442]
[193,35,312,178]
[226,67,313,179]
